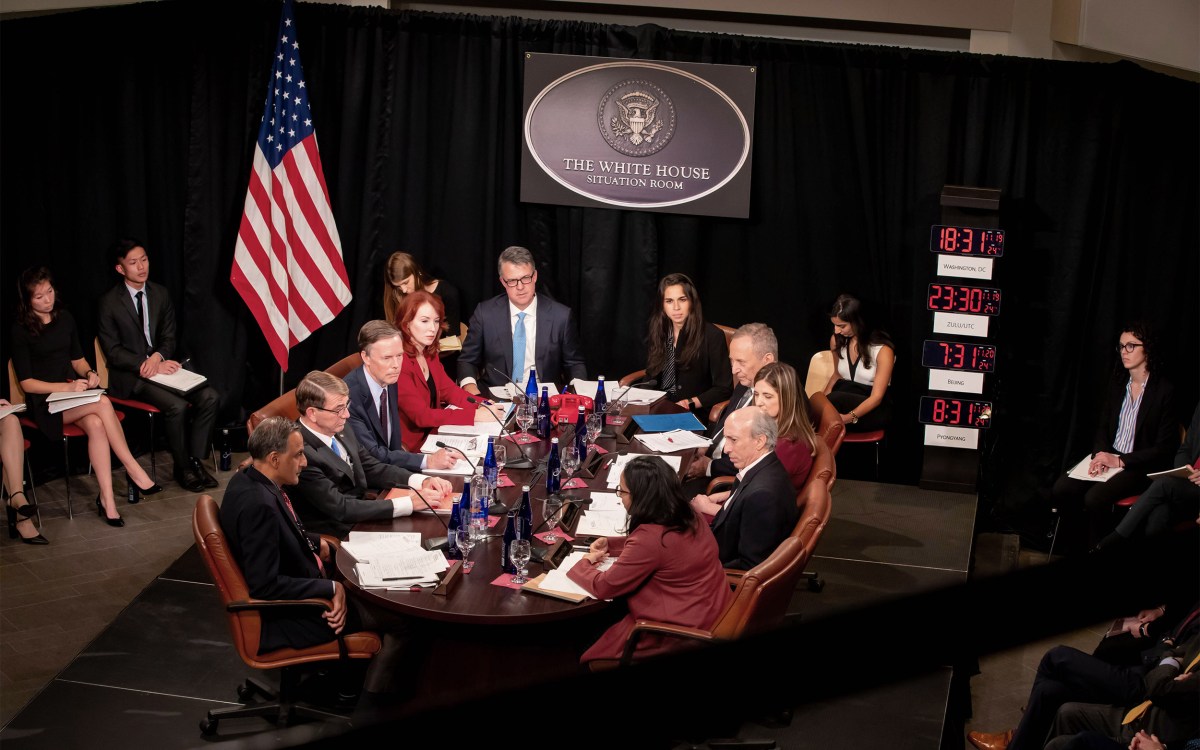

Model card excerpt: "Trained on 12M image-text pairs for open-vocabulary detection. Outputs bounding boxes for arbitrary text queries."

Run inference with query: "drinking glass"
[494,443,507,474]
[455,526,475,571]
[516,403,536,439]
[509,539,532,584]
[561,445,581,497]
[542,495,564,544]
[586,413,603,447]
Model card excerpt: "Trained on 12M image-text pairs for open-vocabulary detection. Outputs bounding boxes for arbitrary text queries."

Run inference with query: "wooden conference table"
[333,396,696,710]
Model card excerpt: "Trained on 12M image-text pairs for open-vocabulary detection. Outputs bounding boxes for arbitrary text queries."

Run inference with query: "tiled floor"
[1,454,1102,743]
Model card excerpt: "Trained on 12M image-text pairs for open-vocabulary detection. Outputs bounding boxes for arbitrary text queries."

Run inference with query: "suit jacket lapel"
[304,426,353,480]
[387,382,402,449]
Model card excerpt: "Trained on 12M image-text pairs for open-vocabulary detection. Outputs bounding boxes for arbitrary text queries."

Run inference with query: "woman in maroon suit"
[568,456,732,664]
[394,291,506,452]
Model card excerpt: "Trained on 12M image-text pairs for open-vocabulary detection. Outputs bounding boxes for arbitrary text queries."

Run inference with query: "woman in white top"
[822,294,895,433]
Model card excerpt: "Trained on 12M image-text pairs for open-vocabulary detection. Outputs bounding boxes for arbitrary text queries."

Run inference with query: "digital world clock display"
[927,284,1002,315]
[921,340,997,373]
[919,397,993,429]
[929,225,1005,256]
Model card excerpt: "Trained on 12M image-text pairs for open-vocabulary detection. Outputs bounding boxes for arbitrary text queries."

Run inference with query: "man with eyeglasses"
[290,370,453,537]
[457,245,587,395]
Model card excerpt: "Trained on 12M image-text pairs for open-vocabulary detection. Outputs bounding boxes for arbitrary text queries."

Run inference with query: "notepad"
[47,389,105,414]
[149,368,208,394]
[1067,455,1123,483]
[1147,465,1195,479]
[632,412,706,433]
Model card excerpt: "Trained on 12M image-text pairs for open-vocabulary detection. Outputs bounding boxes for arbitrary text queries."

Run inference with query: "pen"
[382,575,428,581]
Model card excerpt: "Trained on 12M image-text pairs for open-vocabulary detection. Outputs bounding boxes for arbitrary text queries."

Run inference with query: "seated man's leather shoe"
[191,457,219,489]
[967,729,1013,750]
[175,464,207,493]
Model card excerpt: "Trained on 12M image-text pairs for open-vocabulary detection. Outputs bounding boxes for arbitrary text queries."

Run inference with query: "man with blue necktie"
[457,246,587,396]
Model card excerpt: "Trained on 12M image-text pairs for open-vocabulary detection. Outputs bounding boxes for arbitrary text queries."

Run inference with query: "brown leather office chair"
[192,495,381,735]
[808,391,845,456]
[791,478,832,592]
[246,352,363,433]
[613,536,809,667]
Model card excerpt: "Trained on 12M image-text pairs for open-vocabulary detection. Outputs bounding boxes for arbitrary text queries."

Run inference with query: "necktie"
[379,389,390,448]
[280,490,325,576]
[135,291,151,351]
[663,333,677,396]
[1123,651,1200,725]
[512,311,527,384]
[331,437,344,462]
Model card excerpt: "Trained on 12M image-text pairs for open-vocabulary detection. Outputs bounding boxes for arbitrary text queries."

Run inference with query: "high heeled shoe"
[96,495,125,528]
[4,489,38,518]
[7,505,49,544]
[127,472,164,504]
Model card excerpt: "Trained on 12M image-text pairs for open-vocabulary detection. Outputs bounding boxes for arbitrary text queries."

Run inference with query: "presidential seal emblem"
[598,80,676,157]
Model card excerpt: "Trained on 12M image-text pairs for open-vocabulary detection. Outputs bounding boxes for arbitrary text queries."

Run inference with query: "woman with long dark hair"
[1051,322,1178,552]
[641,273,732,415]
[382,251,462,335]
[567,456,731,664]
[11,267,161,528]
[823,293,895,432]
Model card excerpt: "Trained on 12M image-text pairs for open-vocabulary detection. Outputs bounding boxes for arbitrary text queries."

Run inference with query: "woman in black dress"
[11,267,161,527]
[382,251,462,336]
[642,273,732,419]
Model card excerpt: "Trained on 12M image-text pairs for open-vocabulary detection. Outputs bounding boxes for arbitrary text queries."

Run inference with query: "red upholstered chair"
[842,428,885,479]
[192,495,380,736]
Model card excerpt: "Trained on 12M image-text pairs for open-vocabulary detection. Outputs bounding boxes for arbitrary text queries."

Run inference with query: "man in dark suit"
[219,416,411,694]
[97,239,220,493]
[345,320,456,472]
[707,406,798,570]
[457,245,587,395]
[289,371,453,537]
[685,323,777,486]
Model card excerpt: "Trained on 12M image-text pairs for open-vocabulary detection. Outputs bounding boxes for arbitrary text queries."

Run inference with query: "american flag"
[231,0,351,371]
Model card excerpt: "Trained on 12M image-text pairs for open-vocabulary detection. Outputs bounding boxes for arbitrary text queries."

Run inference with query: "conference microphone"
[410,485,450,551]
[602,378,657,437]
[435,440,477,469]
[466,395,535,470]
[489,365,529,402]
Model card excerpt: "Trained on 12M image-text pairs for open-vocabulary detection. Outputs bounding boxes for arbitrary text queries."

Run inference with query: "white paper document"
[424,458,475,476]
[1147,465,1195,479]
[0,403,26,420]
[585,492,625,514]
[421,433,484,457]
[47,389,104,414]
[149,368,208,393]
[605,454,682,487]
[340,532,423,562]
[537,551,616,599]
[570,379,622,400]
[618,386,666,406]
[490,383,559,400]
[437,422,503,438]
[1067,455,1124,483]
[355,548,448,588]
[635,429,712,453]
[574,510,630,537]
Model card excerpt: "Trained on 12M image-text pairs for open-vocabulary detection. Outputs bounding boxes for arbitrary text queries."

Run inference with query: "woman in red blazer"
[394,291,506,452]
[568,456,732,664]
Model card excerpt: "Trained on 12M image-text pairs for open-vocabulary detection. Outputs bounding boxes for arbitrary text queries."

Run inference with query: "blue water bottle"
[546,437,561,496]
[537,386,551,439]
[501,509,519,573]
[483,436,498,487]
[594,376,608,414]
[524,366,538,402]
[519,485,533,540]
[575,405,588,461]
[446,490,463,560]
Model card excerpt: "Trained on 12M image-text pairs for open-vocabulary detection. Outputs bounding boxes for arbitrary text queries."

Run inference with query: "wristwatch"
[849,411,860,424]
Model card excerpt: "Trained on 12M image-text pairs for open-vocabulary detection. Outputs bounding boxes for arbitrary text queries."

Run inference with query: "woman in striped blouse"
[1050,322,1179,554]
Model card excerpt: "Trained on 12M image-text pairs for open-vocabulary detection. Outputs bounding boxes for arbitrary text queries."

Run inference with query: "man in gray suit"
[288,371,452,537]
[457,245,587,395]
[97,239,220,493]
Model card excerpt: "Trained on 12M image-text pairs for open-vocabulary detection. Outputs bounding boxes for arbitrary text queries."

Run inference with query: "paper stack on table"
[573,492,630,537]
[340,531,423,562]
[619,386,666,405]
[570,379,622,400]
[355,546,448,588]
[424,458,475,476]
[490,383,559,400]
[605,454,682,488]
[422,433,484,457]
[438,422,503,438]
[635,429,711,453]
[535,551,615,600]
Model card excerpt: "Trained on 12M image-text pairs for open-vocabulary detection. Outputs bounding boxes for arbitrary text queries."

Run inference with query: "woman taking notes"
[393,291,506,451]
[823,294,895,432]
[568,456,732,664]
[642,273,732,416]
[383,251,463,336]
[11,267,161,528]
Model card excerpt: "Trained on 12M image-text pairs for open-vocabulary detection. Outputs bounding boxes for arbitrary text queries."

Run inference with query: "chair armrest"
[619,369,647,387]
[708,400,728,426]
[621,619,716,665]
[723,569,747,587]
[705,477,735,495]
[320,534,341,550]
[227,597,332,613]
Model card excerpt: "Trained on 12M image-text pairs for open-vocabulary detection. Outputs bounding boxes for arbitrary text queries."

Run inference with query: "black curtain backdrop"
[2,0,1196,516]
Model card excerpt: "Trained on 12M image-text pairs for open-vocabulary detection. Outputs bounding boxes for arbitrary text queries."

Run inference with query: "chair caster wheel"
[199,717,218,736]
[237,683,255,702]
[807,577,824,593]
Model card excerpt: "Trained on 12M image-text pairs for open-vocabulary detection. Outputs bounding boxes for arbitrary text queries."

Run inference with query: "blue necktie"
[331,438,342,459]
[512,311,527,384]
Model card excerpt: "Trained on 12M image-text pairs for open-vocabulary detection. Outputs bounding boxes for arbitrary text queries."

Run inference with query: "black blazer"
[289,424,413,537]
[456,294,587,388]
[344,365,423,472]
[1176,402,1200,468]
[645,322,733,412]
[96,280,178,399]
[1092,374,1178,473]
[218,467,335,654]
[706,384,751,479]
[710,452,798,570]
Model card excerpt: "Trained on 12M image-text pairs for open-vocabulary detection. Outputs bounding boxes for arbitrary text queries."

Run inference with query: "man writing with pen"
[288,371,453,538]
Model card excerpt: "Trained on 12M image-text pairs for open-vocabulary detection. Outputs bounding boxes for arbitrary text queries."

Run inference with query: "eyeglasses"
[614,487,631,497]
[313,403,350,416]
[500,273,535,288]
[1116,342,1144,353]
